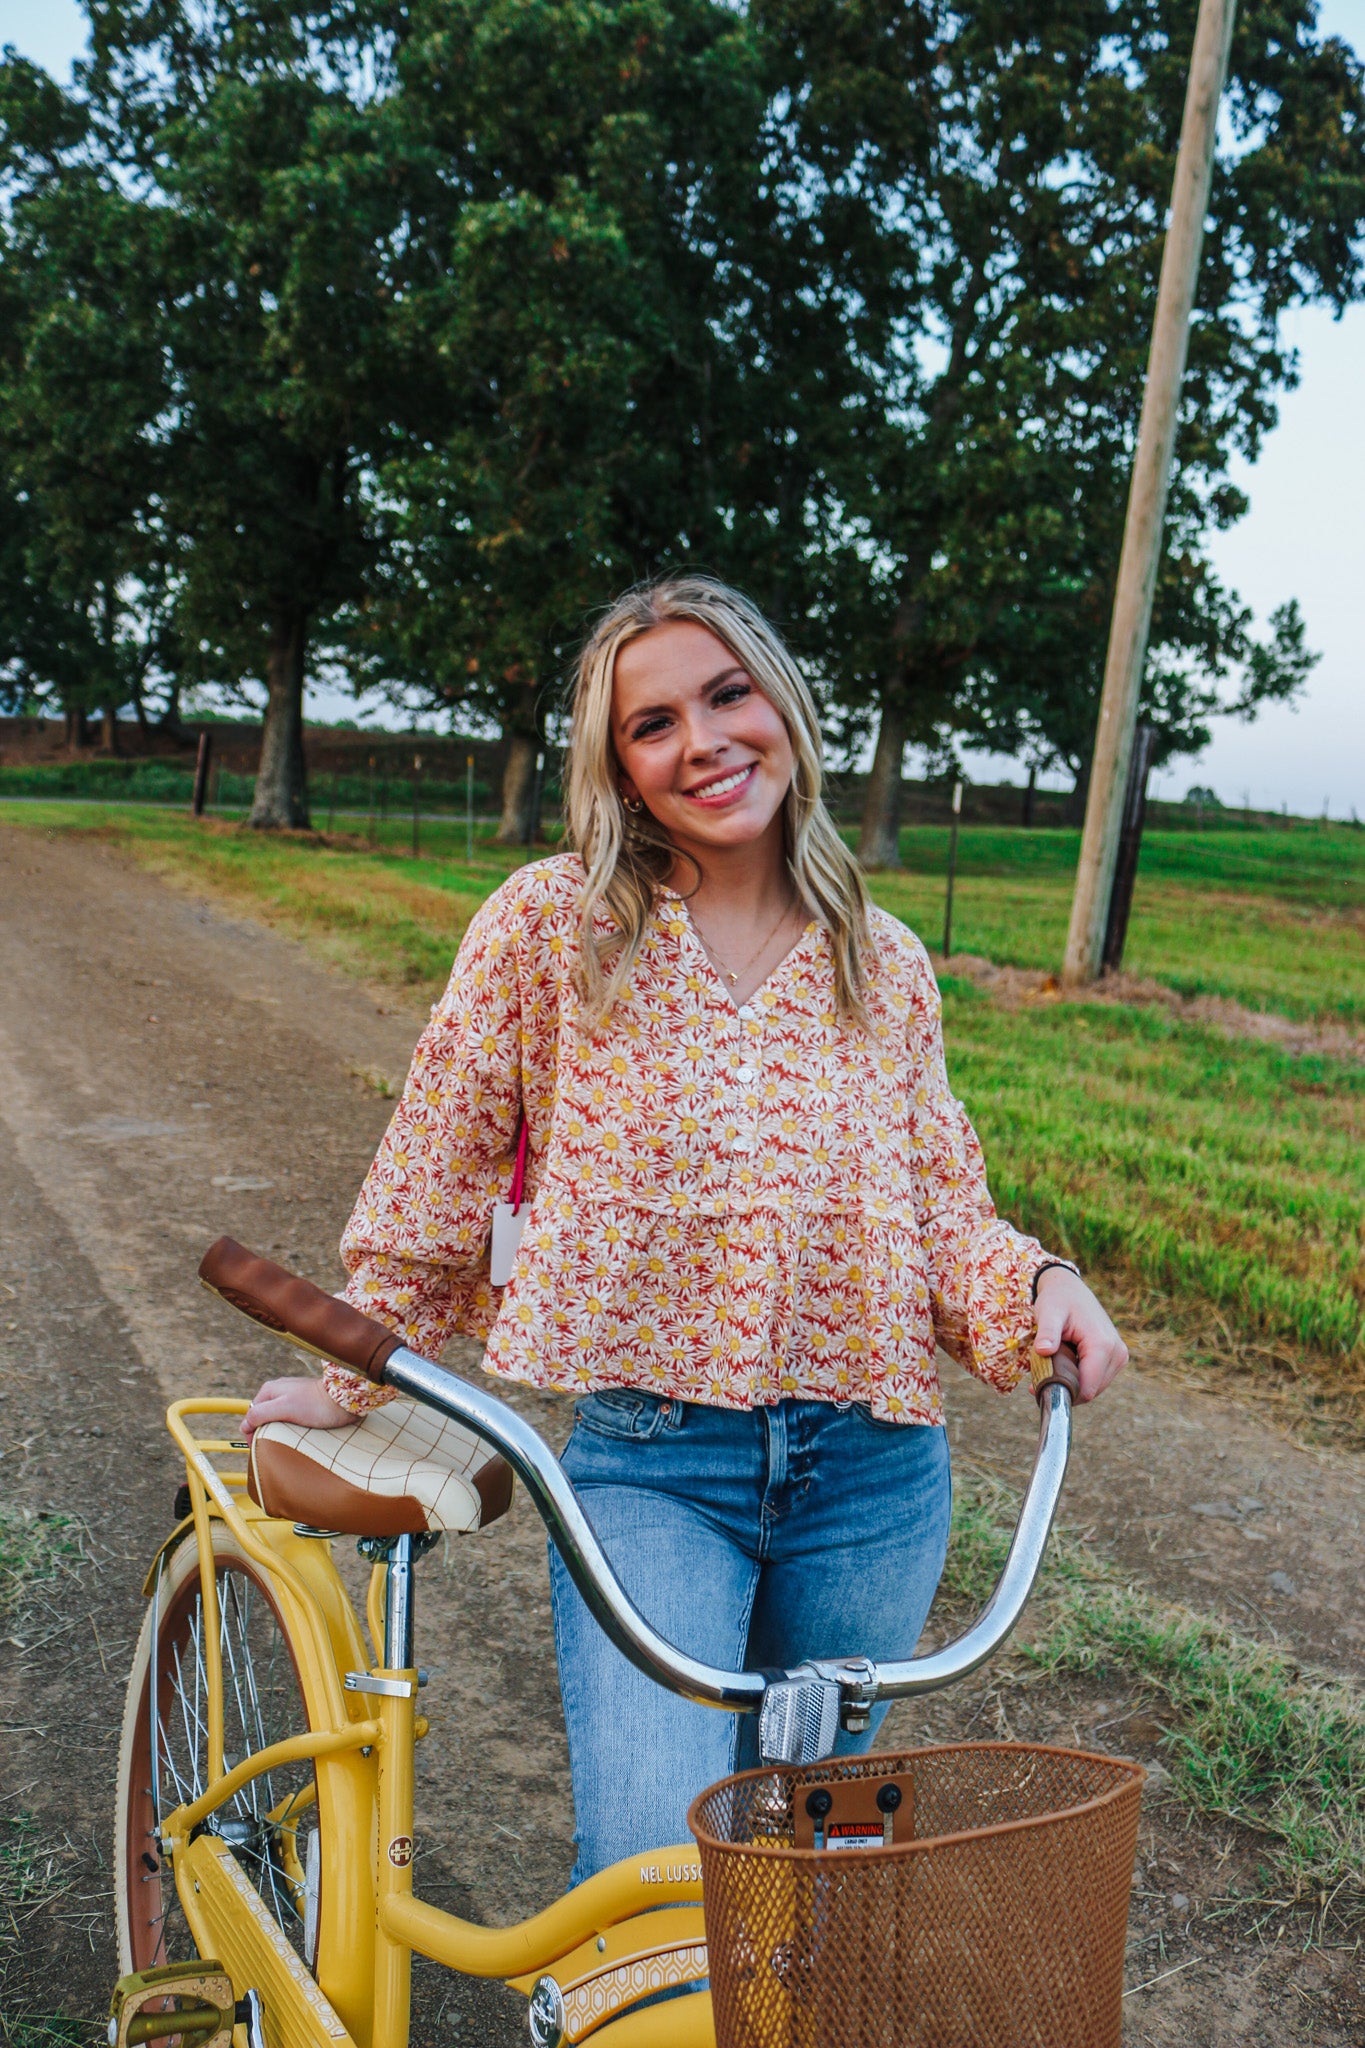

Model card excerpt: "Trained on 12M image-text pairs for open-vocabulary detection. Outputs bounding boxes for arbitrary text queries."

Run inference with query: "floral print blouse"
[324,855,1071,1425]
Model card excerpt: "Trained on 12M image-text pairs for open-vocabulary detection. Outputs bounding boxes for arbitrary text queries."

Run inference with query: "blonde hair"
[564,574,871,1026]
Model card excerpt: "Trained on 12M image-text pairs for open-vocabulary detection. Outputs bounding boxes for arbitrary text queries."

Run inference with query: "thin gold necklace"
[688,893,798,988]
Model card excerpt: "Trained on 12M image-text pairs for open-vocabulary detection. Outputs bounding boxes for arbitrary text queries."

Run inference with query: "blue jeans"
[549,1391,952,1883]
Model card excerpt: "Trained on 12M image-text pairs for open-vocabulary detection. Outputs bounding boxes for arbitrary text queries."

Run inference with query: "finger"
[1032,1296,1068,1356]
[1075,1335,1125,1403]
[243,1390,292,1435]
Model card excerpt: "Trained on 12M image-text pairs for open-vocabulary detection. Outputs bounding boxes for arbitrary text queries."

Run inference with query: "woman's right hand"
[243,1375,353,1440]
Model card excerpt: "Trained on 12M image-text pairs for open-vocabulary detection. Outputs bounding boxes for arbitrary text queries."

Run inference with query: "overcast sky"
[5,0,1361,815]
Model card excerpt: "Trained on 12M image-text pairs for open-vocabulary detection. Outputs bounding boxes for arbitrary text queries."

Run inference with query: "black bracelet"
[1031,1261,1075,1303]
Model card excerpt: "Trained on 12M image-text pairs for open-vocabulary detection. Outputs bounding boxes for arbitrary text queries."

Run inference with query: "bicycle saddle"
[248,1399,514,1537]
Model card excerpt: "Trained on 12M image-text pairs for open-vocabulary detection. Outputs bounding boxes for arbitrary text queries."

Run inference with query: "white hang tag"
[490,1203,529,1286]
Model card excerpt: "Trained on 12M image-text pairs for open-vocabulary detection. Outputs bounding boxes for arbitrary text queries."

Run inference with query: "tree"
[0,54,167,744]
[359,0,779,838]
[366,0,891,840]
[76,1,420,826]
[748,0,1365,863]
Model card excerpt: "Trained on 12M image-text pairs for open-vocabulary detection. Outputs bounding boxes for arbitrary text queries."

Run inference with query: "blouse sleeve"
[322,884,539,1415]
[904,949,1076,1393]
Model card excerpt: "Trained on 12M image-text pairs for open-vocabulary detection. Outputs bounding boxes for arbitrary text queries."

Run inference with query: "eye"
[713,680,752,708]
[630,712,671,740]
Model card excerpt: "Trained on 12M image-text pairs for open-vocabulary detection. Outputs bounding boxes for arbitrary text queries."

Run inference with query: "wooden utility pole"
[1062,0,1237,986]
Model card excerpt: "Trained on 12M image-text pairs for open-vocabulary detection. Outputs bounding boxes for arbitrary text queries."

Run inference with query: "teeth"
[692,767,750,799]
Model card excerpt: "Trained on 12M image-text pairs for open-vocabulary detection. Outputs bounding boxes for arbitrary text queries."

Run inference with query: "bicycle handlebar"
[200,1237,1077,1759]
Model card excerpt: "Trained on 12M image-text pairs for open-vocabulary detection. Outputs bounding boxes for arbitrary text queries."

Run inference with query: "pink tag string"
[510,1121,529,1213]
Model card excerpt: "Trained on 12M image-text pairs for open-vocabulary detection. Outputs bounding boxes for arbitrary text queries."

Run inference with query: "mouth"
[682,763,757,807]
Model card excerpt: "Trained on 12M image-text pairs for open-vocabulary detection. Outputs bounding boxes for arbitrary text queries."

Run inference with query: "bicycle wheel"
[114,1522,324,1974]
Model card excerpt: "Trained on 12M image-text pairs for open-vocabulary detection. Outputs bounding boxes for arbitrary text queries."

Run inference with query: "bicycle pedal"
[108,1963,234,2048]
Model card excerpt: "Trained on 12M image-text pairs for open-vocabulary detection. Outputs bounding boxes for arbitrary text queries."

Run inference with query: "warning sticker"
[826,1822,886,1851]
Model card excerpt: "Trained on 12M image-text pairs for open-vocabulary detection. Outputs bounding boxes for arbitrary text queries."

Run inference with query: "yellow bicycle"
[110,1239,1077,2048]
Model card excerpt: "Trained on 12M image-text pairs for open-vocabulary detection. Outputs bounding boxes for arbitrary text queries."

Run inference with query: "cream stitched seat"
[247,1398,514,1537]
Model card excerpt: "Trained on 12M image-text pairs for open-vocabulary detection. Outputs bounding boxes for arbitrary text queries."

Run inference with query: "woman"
[245,575,1127,1881]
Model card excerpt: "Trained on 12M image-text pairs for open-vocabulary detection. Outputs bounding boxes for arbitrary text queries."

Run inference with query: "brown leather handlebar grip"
[1030,1344,1081,1404]
[198,1237,402,1384]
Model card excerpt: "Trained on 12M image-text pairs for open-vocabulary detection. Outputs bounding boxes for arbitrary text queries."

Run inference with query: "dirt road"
[1,823,1361,2046]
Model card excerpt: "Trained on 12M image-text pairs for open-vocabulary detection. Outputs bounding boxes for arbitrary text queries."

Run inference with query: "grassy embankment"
[4,799,1362,1903]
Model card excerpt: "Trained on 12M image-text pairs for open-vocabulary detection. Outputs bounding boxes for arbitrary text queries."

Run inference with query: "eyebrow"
[621,665,749,727]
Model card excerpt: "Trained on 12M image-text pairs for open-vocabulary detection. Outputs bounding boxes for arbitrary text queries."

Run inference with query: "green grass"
[871,823,1365,1025]
[0,1525,89,2042]
[0,802,535,991]
[941,977,1364,1361]
[0,1508,80,1617]
[3,803,1361,1370]
[942,1473,1365,1898]
[0,1811,89,2048]
[8,800,1361,1023]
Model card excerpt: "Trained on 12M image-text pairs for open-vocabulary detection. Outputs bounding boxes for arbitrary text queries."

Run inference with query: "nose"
[678,701,729,762]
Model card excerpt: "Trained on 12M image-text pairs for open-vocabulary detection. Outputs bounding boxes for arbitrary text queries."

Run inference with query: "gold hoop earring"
[622,792,643,815]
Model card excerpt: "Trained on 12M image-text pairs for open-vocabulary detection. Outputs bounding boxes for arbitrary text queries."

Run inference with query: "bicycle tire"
[114,1521,324,1974]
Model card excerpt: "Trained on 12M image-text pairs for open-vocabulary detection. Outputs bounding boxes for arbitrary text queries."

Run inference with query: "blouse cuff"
[322,1361,394,1416]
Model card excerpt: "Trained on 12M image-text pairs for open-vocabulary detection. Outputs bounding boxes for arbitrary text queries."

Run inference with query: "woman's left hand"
[1033,1267,1128,1404]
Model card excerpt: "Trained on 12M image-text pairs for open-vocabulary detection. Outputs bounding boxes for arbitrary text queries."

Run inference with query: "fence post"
[190,731,212,818]
[524,750,544,849]
[942,779,963,959]
[1101,723,1156,975]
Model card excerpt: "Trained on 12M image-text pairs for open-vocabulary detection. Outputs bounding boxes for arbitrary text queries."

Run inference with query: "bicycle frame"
[143,1329,1074,2048]
[155,1400,714,2048]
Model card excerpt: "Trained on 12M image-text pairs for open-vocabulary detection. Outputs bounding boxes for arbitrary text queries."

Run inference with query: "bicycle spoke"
[128,1551,313,1966]
[219,1578,260,1791]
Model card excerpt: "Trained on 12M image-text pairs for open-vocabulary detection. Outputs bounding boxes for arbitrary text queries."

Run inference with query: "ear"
[618,776,643,811]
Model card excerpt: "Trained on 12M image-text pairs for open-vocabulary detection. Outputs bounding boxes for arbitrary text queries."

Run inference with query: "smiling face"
[611,620,795,863]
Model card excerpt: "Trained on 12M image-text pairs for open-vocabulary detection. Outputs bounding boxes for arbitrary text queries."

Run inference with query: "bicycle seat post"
[385,1534,416,1670]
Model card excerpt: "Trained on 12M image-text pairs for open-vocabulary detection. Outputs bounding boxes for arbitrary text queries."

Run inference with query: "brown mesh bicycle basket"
[689,1742,1143,2048]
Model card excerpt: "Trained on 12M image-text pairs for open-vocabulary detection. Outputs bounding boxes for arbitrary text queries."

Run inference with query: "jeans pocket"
[847,1400,908,1433]
[574,1388,681,1442]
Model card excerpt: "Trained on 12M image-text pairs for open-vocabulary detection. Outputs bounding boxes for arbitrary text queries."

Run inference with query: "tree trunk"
[64,704,88,754]
[101,705,121,755]
[250,610,310,829]
[159,681,182,733]
[496,675,542,844]
[857,693,908,869]
[1066,760,1090,828]
[1022,764,1036,828]
[498,731,539,844]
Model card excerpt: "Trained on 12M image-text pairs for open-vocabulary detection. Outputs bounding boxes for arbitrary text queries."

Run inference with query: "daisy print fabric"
[324,855,1073,1424]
